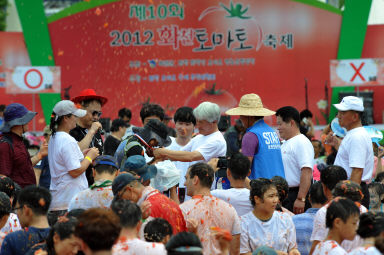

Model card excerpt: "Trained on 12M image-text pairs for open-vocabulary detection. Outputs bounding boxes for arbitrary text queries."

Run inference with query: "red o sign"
[24,68,43,89]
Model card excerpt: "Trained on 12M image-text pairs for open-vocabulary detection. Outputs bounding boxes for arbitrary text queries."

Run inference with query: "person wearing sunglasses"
[70,89,108,185]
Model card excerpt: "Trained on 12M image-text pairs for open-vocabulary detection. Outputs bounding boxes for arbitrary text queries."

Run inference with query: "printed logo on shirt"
[262,132,281,149]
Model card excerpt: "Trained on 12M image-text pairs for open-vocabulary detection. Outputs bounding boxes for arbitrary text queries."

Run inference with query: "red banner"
[46,0,342,125]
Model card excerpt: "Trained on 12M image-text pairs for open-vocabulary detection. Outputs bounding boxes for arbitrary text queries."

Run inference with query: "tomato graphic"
[185,83,238,114]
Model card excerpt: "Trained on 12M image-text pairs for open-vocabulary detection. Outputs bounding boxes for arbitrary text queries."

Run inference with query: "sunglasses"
[90,111,102,117]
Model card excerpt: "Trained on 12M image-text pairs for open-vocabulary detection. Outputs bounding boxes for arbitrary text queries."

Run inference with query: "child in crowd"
[144,218,173,244]
[0,192,11,246]
[240,178,299,254]
[312,197,360,255]
[349,212,384,255]
[271,176,294,216]
[368,182,384,212]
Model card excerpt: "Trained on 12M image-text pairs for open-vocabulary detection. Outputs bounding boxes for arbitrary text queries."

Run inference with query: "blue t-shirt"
[35,156,51,190]
[1,227,50,255]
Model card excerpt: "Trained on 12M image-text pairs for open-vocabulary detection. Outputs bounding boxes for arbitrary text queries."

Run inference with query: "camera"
[216,156,228,178]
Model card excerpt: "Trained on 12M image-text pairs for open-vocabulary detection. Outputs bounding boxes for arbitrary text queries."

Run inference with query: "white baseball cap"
[53,100,87,118]
[333,96,364,112]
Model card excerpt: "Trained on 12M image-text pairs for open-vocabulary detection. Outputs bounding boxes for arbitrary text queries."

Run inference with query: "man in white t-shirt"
[276,106,314,214]
[166,106,196,203]
[154,102,227,185]
[326,96,374,208]
[211,153,253,216]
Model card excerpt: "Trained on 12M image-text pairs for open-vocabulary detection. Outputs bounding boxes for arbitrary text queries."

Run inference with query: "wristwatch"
[297,197,306,202]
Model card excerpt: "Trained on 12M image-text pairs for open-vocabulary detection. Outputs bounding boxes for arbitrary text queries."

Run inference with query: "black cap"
[112,173,140,196]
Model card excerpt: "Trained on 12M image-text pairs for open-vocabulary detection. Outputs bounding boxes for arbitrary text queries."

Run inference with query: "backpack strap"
[0,134,13,152]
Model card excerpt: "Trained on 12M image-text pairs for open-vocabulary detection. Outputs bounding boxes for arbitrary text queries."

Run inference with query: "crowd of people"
[0,90,383,255]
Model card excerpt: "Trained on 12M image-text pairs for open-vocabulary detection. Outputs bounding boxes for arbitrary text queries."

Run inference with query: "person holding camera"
[211,153,253,216]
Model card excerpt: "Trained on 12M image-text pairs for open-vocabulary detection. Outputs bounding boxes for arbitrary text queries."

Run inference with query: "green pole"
[329,0,372,122]
[14,0,61,125]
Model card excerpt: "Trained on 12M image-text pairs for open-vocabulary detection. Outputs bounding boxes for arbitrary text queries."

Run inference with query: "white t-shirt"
[68,181,114,211]
[310,203,367,252]
[349,246,382,255]
[281,134,314,187]
[334,127,374,182]
[181,130,227,164]
[211,188,253,216]
[0,213,21,234]
[240,211,297,253]
[48,132,88,211]
[313,240,348,255]
[112,238,166,255]
[167,137,191,188]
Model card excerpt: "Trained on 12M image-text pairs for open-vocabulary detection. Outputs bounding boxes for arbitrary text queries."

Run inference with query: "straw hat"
[225,94,275,116]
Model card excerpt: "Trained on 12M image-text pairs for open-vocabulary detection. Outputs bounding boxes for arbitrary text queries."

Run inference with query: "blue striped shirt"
[292,208,319,255]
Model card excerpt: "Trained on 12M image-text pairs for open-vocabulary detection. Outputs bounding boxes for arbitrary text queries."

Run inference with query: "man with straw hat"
[226,94,285,180]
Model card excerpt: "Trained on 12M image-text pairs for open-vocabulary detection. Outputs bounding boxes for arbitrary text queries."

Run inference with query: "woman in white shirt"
[48,100,99,223]
[240,178,299,255]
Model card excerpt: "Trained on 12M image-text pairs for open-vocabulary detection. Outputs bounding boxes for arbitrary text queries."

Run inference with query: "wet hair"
[144,218,173,242]
[111,199,141,228]
[250,178,276,207]
[0,192,11,218]
[188,163,214,188]
[218,116,230,132]
[271,176,289,203]
[228,153,250,180]
[369,182,384,195]
[174,107,196,125]
[67,209,85,218]
[110,118,127,132]
[140,103,165,123]
[300,109,313,120]
[94,164,118,175]
[193,102,221,123]
[357,212,384,238]
[75,208,121,252]
[326,150,337,165]
[17,186,51,215]
[309,181,328,205]
[0,176,15,199]
[325,197,360,229]
[80,99,102,108]
[166,232,203,255]
[12,183,21,210]
[320,165,347,191]
[369,182,384,203]
[46,217,78,253]
[49,112,72,137]
[275,106,300,127]
[332,180,363,203]
[118,108,132,120]
[376,172,384,183]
